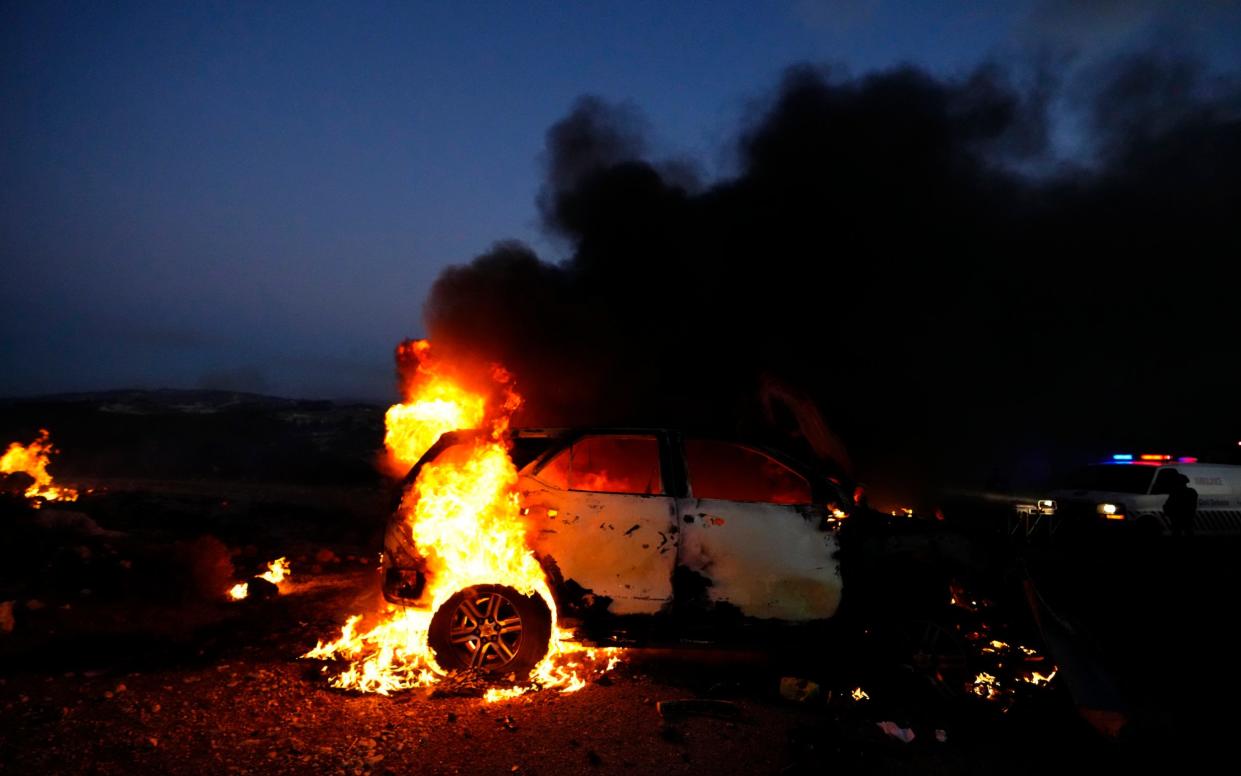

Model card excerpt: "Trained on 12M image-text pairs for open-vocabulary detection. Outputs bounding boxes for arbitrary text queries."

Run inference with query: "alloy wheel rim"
[447,591,524,669]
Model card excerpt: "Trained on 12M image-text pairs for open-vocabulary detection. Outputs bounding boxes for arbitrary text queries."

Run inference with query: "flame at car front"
[304,339,618,697]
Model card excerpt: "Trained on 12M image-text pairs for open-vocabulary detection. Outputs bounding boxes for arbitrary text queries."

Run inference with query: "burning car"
[382,427,852,674]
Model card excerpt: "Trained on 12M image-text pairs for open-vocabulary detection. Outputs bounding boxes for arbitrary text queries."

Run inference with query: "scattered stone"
[35,509,113,537]
[247,577,279,600]
[656,699,741,721]
[25,599,45,611]
[315,548,340,565]
[0,601,14,634]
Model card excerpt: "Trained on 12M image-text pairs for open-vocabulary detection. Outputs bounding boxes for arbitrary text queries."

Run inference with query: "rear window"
[536,435,663,495]
[1065,465,1154,494]
[685,439,811,505]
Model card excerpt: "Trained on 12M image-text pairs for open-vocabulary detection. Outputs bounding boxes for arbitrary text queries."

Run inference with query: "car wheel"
[428,584,552,675]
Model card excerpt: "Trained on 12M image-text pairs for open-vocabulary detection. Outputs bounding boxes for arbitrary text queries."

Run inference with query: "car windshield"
[1064,464,1154,494]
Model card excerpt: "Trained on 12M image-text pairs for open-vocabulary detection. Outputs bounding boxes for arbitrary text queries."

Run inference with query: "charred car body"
[382,428,855,673]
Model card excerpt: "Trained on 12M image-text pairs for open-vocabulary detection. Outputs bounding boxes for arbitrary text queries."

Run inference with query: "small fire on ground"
[1,430,78,504]
[951,581,1059,711]
[303,340,620,699]
[229,557,292,600]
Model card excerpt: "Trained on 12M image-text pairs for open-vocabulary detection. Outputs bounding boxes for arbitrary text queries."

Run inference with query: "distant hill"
[0,389,387,486]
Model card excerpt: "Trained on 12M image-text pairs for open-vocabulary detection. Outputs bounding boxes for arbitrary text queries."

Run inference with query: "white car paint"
[520,477,679,615]
[677,497,842,620]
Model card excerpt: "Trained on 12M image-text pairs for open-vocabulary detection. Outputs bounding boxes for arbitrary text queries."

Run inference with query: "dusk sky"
[4,1,1239,400]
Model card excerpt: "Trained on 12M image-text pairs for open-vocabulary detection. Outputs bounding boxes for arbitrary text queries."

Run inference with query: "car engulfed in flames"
[303,340,619,699]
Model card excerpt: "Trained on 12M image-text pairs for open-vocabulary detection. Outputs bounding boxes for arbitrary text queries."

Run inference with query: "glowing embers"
[949,579,1059,713]
[303,340,620,700]
[1,429,78,503]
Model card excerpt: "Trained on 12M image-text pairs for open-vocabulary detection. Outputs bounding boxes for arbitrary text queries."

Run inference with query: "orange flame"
[383,339,486,472]
[304,340,618,697]
[228,557,292,600]
[258,557,290,585]
[1,430,78,503]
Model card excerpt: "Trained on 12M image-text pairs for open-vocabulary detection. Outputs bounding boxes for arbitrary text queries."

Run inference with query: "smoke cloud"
[420,55,1241,502]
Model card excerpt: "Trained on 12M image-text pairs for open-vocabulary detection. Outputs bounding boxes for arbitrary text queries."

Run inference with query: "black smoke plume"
[422,55,1241,504]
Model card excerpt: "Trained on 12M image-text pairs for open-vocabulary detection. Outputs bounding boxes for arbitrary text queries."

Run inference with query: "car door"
[517,433,679,615]
[674,437,841,621]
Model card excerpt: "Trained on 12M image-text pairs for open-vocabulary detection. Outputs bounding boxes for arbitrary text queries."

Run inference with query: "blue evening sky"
[2,1,1238,398]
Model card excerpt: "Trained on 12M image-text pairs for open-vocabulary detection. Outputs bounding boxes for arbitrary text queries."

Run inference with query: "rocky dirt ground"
[1,560,1114,776]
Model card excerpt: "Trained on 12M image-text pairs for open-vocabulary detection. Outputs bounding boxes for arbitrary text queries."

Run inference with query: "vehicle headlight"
[1097,502,1125,519]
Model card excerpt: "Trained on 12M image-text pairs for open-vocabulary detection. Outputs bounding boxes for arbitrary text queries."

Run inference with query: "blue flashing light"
[1112,454,1134,461]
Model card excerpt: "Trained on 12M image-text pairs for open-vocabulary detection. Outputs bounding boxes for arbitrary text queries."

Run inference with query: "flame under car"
[382,428,851,675]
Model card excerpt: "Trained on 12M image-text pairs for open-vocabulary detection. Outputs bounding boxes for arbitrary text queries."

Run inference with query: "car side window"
[685,439,811,505]
[536,435,663,495]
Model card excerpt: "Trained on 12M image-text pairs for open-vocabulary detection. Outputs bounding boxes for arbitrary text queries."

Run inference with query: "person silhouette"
[1164,472,1198,538]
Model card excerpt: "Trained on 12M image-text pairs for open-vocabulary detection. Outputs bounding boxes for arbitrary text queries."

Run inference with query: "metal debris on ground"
[876,721,916,743]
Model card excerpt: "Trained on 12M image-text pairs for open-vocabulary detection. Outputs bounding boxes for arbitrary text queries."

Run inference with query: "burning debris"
[303,340,619,698]
[948,580,1059,712]
[228,557,292,601]
[1,429,78,504]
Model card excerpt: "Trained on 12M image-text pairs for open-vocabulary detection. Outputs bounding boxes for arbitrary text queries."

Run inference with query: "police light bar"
[1111,454,1133,461]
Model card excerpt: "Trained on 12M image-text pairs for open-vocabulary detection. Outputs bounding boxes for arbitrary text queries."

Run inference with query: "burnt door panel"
[520,483,679,614]
[517,433,678,615]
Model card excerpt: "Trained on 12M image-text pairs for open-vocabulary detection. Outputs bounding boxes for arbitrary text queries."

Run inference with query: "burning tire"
[428,584,552,675]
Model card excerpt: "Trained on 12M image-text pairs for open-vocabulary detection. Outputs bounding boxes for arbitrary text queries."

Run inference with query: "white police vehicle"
[1044,454,1241,535]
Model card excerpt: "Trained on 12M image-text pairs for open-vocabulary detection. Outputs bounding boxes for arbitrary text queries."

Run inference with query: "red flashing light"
[1139,454,1172,461]
[1178,456,1198,463]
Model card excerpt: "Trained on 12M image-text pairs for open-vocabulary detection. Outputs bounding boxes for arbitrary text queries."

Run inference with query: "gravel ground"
[1,564,1121,776]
